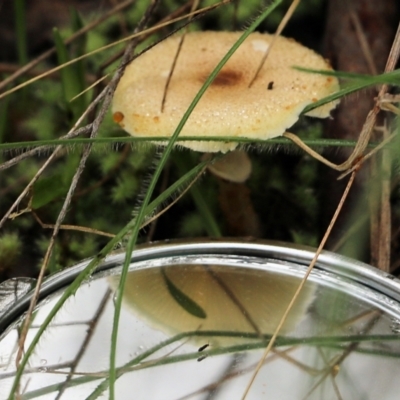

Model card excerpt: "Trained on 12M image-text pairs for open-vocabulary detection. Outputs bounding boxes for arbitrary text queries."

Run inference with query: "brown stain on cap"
[200,69,243,87]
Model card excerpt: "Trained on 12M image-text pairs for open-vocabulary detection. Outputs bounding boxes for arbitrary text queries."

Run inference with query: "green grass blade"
[295,66,400,84]
[108,0,282,397]
[298,67,400,115]
[70,8,87,95]
[53,28,86,120]
[0,136,374,151]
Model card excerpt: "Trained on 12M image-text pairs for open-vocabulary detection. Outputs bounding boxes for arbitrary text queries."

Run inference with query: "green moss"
[0,232,22,272]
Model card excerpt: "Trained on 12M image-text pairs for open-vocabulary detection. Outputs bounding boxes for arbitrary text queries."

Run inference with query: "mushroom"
[109,265,315,346]
[203,150,252,183]
[202,151,261,236]
[112,31,339,153]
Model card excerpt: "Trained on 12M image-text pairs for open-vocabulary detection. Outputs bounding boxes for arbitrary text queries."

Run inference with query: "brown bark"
[322,0,398,265]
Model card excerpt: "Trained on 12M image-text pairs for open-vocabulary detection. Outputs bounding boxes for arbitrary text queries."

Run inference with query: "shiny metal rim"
[1,239,400,333]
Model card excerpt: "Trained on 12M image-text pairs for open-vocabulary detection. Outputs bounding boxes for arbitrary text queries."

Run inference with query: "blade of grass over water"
[18,330,400,399]
[108,0,282,397]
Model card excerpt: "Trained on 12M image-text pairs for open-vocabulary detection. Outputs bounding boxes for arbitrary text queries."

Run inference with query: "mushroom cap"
[109,265,315,346]
[112,31,339,153]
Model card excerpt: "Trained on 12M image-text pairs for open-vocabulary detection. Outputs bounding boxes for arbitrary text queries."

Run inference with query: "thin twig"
[99,1,193,71]
[0,147,63,229]
[348,5,394,272]
[54,289,112,399]
[15,123,98,368]
[349,10,378,75]
[32,162,207,238]
[378,122,392,272]
[32,211,115,238]
[0,124,92,172]
[248,0,300,88]
[0,84,109,223]
[337,128,398,179]
[341,19,400,171]
[161,0,199,112]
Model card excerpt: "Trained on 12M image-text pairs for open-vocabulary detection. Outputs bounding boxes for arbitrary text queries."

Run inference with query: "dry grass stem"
[248,0,301,88]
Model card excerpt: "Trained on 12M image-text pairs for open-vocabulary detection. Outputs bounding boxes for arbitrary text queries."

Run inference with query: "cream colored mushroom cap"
[112,31,339,153]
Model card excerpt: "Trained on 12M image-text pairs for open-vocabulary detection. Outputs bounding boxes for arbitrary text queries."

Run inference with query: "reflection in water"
[1,249,400,400]
[110,265,315,346]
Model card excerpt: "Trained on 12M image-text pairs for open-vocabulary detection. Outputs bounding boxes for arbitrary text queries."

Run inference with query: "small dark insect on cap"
[267,81,274,90]
[198,343,209,352]
[197,355,208,362]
